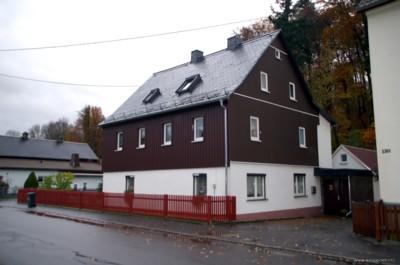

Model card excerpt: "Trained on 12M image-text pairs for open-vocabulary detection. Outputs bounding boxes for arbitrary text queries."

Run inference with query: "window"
[143,88,161,104]
[260,72,269,93]
[275,49,281,60]
[250,116,260,142]
[193,117,204,142]
[289,82,296,101]
[294,174,306,196]
[341,154,347,162]
[138,128,145,148]
[125,176,134,193]
[37,176,44,182]
[193,173,207,196]
[247,174,266,200]
[176,74,201,95]
[299,127,306,148]
[116,131,123,151]
[163,123,172,146]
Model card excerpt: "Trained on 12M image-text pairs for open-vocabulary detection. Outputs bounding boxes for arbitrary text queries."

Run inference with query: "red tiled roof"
[344,145,378,172]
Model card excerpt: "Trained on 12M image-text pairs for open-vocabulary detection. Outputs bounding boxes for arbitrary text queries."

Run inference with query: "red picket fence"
[352,200,400,241]
[17,189,236,222]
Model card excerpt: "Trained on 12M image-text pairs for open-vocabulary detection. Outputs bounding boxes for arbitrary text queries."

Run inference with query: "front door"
[323,178,349,215]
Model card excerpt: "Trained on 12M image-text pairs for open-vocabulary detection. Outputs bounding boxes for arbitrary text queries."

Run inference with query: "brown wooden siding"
[102,103,225,172]
[229,36,319,166]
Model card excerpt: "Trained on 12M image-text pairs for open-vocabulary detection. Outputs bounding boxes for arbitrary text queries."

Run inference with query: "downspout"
[219,99,228,196]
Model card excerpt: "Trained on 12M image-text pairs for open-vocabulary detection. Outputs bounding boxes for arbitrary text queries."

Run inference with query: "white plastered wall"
[317,114,332,168]
[72,175,102,190]
[367,1,400,203]
[0,170,56,194]
[229,161,322,215]
[103,167,226,196]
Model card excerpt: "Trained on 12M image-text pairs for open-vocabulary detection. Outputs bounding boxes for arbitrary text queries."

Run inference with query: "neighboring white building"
[358,0,400,203]
[0,134,103,193]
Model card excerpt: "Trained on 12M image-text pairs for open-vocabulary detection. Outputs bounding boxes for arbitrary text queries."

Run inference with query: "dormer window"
[176,74,201,95]
[143,88,161,104]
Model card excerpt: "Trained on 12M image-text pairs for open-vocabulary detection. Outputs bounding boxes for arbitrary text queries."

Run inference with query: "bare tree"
[5,130,21,137]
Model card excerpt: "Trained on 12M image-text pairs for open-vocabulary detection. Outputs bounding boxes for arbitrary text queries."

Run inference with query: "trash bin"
[27,192,36,208]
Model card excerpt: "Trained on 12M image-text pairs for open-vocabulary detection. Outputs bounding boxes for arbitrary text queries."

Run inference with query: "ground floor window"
[193,173,207,196]
[294,174,306,196]
[125,176,134,193]
[247,174,266,200]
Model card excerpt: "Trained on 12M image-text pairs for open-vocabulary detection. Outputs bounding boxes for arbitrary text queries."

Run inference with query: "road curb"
[23,208,391,265]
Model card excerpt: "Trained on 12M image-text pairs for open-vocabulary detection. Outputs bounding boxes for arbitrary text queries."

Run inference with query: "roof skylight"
[176,74,201,95]
[143,88,161,104]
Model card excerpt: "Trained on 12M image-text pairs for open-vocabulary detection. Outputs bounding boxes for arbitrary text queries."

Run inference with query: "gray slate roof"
[357,0,394,12]
[102,31,280,126]
[0,135,98,161]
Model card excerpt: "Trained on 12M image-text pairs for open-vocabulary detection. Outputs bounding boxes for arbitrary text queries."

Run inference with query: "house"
[357,0,400,204]
[0,133,102,193]
[315,145,379,215]
[100,30,334,221]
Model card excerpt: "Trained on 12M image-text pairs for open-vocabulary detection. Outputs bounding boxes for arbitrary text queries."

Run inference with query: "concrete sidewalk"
[1,199,399,264]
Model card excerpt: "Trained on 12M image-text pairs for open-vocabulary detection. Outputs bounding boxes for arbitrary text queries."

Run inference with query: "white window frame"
[116,131,123,151]
[193,173,207,196]
[294,174,306,197]
[275,49,281,60]
[260,72,269,93]
[247,174,266,200]
[163,123,172,146]
[250,116,261,142]
[193,117,204,142]
[289,82,296,101]
[137,127,145,149]
[298,127,306,148]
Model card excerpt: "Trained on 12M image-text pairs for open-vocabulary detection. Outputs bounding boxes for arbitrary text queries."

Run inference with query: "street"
[0,206,341,265]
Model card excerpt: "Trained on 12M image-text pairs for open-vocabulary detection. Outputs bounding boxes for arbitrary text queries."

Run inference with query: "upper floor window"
[275,49,281,60]
[138,128,145,149]
[341,154,347,163]
[163,123,172,146]
[260,72,269,93]
[294,174,306,197]
[247,174,266,200]
[116,131,123,151]
[299,127,306,148]
[289,82,296,101]
[193,117,204,142]
[250,116,260,142]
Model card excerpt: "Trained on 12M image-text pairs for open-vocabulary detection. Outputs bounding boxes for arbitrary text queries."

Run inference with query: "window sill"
[294,194,307,198]
[191,139,204,143]
[251,139,262,143]
[299,145,308,149]
[114,148,123,152]
[161,143,172,147]
[247,197,268,202]
[290,98,298,102]
[261,89,270,94]
[136,146,145,150]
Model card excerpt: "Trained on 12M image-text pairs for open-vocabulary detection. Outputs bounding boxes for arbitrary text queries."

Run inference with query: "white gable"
[332,145,369,170]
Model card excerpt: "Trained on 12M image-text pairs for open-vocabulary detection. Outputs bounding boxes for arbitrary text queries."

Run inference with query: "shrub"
[54,172,74,190]
[24,172,39,188]
[40,176,54,189]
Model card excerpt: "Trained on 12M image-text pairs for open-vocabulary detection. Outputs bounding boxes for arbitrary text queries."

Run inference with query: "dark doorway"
[323,178,350,215]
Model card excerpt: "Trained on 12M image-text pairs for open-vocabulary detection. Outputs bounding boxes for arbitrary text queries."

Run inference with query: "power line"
[0,17,265,52]
[0,72,138,87]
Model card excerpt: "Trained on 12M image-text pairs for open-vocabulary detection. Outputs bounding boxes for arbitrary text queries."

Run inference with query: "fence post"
[101,192,105,212]
[374,201,382,241]
[163,194,168,217]
[207,196,212,224]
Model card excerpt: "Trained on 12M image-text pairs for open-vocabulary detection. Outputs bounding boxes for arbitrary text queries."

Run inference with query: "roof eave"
[357,0,395,12]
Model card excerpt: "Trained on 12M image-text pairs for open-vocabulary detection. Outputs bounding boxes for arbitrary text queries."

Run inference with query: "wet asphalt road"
[0,206,342,265]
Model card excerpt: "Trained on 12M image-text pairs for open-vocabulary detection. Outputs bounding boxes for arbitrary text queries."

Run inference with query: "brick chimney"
[191,50,204,63]
[227,35,242,50]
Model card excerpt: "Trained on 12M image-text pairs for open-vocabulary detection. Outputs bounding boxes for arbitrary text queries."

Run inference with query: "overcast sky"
[0,0,275,135]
